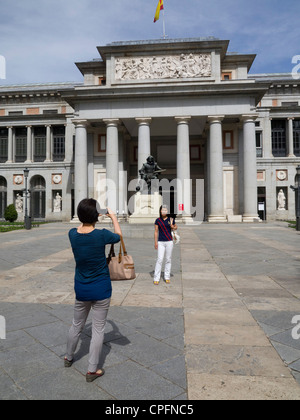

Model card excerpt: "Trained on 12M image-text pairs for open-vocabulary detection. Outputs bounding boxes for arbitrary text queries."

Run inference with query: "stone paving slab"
[1,221,300,400]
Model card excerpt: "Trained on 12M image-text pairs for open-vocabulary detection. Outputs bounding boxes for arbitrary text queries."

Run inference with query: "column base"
[208,215,227,223]
[182,215,194,224]
[70,216,80,223]
[242,215,261,223]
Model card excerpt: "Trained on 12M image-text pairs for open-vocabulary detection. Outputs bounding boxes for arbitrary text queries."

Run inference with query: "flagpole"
[162,2,166,39]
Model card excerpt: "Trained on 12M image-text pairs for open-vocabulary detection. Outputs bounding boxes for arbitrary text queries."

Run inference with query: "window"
[0,128,8,162]
[256,131,263,158]
[53,126,65,161]
[34,126,46,162]
[98,134,106,152]
[43,109,58,114]
[272,120,286,157]
[222,72,232,80]
[223,131,234,149]
[293,120,300,156]
[8,111,23,116]
[281,102,298,107]
[190,145,201,160]
[15,127,27,162]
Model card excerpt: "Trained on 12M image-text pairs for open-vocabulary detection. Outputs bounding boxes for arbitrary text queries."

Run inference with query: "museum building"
[0,37,299,223]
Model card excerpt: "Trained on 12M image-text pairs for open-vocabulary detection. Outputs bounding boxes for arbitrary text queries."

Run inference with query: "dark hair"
[159,205,168,218]
[77,198,99,224]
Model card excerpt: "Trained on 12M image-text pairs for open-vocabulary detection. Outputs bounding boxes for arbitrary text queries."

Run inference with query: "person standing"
[153,205,177,285]
[65,199,121,382]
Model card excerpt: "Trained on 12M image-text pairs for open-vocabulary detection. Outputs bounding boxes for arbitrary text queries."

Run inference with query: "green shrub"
[4,204,18,223]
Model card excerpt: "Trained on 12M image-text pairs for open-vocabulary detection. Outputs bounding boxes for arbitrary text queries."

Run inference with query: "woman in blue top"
[154,205,177,285]
[65,198,121,383]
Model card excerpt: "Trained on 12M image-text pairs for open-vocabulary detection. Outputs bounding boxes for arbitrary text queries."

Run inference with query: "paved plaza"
[0,221,300,400]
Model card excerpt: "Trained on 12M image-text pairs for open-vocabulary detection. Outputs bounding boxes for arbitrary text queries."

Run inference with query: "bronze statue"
[136,155,165,194]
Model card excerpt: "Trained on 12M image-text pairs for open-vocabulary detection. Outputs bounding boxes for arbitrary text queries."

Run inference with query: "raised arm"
[106,207,122,237]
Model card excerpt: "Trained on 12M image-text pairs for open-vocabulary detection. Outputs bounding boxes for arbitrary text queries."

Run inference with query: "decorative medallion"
[276,170,287,181]
[14,175,23,185]
[52,174,62,185]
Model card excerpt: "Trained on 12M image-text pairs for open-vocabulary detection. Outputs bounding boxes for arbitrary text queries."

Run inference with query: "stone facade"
[0,38,299,223]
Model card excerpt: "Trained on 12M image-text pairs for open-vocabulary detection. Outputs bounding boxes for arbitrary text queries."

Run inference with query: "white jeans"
[154,241,174,282]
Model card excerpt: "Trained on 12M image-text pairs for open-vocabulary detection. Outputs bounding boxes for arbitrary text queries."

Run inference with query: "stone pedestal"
[129,192,162,224]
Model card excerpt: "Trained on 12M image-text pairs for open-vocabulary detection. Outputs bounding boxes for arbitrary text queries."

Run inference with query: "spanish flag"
[154,0,164,23]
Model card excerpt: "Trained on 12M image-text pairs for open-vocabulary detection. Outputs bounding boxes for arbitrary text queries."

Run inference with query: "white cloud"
[0,0,299,84]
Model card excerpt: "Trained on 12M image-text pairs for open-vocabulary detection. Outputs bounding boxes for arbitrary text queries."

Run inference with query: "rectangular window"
[190,145,201,160]
[223,131,234,149]
[222,72,232,80]
[293,120,300,157]
[53,125,65,161]
[98,134,106,152]
[0,128,8,162]
[15,127,27,162]
[256,131,263,158]
[34,126,46,162]
[8,111,23,116]
[272,119,286,157]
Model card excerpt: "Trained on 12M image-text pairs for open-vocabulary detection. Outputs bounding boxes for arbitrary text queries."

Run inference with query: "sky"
[0,0,299,85]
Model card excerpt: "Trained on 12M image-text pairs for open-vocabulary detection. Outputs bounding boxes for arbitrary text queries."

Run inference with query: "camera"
[98,208,108,215]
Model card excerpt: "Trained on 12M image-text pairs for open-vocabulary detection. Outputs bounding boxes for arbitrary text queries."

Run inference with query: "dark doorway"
[30,176,46,220]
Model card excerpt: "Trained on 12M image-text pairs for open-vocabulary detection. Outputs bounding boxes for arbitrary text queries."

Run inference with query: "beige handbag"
[107,236,136,281]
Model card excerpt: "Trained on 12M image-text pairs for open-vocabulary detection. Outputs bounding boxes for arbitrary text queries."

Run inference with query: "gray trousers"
[66,298,111,372]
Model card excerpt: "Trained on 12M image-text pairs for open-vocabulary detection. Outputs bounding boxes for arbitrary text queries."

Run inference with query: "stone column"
[104,119,119,213]
[73,120,88,220]
[64,121,74,162]
[6,126,13,163]
[288,117,295,157]
[175,116,193,224]
[25,125,32,163]
[242,115,259,222]
[207,116,226,222]
[45,124,52,162]
[136,118,152,176]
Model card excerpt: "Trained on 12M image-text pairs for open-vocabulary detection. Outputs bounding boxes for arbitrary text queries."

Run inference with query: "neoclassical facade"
[0,38,299,223]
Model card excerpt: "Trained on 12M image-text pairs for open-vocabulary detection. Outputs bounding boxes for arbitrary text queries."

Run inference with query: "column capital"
[287,117,295,121]
[103,118,120,127]
[207,115,225,124]
[175,116,191,125]
[135,117,152,126]
[72,119,88,127]
[240,114,258,123]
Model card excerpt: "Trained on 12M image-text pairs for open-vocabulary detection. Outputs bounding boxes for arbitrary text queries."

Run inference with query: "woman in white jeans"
[153,205,177,285]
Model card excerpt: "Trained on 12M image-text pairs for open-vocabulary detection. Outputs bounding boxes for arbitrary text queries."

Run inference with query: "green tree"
[4,204,18,223]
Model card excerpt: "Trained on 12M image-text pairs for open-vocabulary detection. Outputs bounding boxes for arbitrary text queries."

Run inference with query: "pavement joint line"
[1,222,300,399]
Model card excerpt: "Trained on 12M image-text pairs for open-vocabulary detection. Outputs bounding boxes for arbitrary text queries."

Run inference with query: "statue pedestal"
[129,192,162,224]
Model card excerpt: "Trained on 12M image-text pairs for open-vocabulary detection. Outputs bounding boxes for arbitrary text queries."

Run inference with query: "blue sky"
[0,0,299,85]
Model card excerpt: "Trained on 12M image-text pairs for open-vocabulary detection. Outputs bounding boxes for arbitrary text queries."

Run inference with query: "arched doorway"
[0,176,7,219]
[30,175,46,220]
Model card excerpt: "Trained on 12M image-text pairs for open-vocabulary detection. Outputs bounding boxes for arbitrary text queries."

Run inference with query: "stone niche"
[114,53,212,82]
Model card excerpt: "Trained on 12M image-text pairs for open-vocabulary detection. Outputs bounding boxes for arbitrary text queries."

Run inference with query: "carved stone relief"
[115,53,212,81]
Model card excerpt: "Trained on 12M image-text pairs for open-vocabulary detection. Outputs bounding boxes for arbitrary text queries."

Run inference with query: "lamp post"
[290,165,300,231]
[23,168,31,230]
